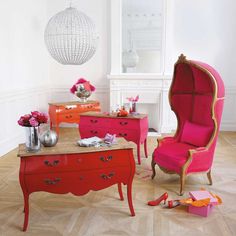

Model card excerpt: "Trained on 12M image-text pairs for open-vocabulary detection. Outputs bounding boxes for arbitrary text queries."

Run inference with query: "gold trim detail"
[177,54,187,63]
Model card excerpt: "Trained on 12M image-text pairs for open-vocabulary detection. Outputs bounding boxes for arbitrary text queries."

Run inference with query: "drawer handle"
[65,115,73,118]
[100,155,113,162]
[44,178,61,185]
[120,121,128,126]
[44,160,60,167]
[119,133,127,137]
[90,119,98,123]
[90,130,98,134]
[65,107,72,110]
[101,172,115,180]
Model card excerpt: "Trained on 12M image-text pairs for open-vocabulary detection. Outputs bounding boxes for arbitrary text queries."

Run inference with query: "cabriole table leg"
[22,193,29,231]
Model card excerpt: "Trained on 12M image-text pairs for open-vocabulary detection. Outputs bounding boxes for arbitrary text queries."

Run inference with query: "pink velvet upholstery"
[152,54,225,194]
[180,121,213,147]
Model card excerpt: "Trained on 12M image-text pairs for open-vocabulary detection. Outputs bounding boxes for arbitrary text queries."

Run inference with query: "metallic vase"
[25,127,41,152]
[75,84,91,102]
[40,130,58,147]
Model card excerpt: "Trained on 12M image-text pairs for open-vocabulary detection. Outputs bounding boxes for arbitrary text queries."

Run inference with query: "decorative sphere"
[44,7,99,65]
[40,130,58,147]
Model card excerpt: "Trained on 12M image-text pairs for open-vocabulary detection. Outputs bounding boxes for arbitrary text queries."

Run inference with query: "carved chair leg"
[207,170,213,185]
[151,154,156,179]
[179,171,185,196]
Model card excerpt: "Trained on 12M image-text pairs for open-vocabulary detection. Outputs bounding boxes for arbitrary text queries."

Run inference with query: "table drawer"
[110,129,138,142]
[25,172,77,194]
[111,118,139,130]
[57,105,78,114]
[69,150,132,170]
[80,116,110,128]
[24,155,69,174]
[79,127,108,138]
[75,167,131,192]
[24,166,132,195]
[58,112,80,123]
[79,103,100,112]
[24,150,132,174]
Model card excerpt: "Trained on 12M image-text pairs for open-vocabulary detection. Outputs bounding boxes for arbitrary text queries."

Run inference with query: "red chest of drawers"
[18,138,135,231]
[79,112,148,164]
[48,100,101,135]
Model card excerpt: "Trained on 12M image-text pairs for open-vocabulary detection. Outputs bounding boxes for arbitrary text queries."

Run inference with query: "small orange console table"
[18,138,135,231]
[48,101,101,134]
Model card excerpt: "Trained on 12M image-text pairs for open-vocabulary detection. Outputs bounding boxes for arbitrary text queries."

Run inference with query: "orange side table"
[48,101,101,135]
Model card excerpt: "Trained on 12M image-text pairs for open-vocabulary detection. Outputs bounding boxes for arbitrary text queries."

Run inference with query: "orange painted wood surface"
[48,100,101,135]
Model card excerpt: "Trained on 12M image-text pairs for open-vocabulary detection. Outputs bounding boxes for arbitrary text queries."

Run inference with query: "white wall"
[46,0,110,112]
[0,0,50,156]
[165,0,236,130]
[1,0,236,157]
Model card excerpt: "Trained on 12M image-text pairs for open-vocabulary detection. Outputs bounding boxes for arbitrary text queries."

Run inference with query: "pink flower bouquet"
[126,95,139,103]
[127,95,139,113]
[17,111,48,127]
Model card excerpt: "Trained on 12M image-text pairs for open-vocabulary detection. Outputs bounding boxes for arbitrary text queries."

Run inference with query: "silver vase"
[75,84,91,102]
[25,127,41,152]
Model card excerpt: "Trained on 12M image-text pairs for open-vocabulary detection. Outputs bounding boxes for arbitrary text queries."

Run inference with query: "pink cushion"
[153,142,195,173]
[181,121,213,147]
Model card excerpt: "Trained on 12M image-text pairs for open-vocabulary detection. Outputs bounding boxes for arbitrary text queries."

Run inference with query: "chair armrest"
[157,136,177,147]
[185,147,212,172]
[189,147,208,156]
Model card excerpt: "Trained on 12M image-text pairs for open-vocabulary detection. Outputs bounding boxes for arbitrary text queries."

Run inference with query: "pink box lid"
[189,191,218,205]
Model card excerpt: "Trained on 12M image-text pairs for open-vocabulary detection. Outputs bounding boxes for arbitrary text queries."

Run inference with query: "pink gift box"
[188,191,218,217]
[188,204,214,217]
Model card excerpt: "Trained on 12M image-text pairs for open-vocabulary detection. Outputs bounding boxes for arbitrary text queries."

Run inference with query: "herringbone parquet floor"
[0,129,236,236]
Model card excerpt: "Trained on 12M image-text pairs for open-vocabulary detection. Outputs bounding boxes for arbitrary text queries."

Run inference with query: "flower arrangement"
[70,78,96,94]
[127,95,139,113]
[126,95,139,103]
[17,111,48,127]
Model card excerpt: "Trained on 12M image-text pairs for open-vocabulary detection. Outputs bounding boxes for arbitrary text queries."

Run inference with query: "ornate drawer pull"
[100,155,113,162]
[90,119,98,123]
[44,160,59,167]
[120,121,128,126]
[119,133,127,137]
[44,178,61,185]
[65,107,72,110]
[90,130,98,134]
[65,115,73,119]
[100,172,115,180]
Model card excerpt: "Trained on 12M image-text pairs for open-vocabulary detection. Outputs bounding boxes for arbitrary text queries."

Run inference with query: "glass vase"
[130,102,136,113]
[25,127,41,152]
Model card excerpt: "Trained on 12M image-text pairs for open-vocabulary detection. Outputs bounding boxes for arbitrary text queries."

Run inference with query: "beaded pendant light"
[44,5,99,65]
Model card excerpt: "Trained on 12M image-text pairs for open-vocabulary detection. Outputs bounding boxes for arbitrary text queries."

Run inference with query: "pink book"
[189,190,218,205]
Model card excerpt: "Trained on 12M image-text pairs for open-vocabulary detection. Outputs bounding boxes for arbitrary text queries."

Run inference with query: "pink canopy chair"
[152,54,225,195]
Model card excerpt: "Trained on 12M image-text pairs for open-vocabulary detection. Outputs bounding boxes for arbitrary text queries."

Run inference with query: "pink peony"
[29,117,39,127]
[36,112,48,123]
[31,111,41,118]
[17,111,48,127]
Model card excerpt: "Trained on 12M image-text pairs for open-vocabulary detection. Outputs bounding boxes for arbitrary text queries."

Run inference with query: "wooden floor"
[0,129,236,236]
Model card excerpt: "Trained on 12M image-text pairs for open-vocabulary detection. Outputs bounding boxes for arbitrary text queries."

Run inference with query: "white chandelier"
[44,7,99,65]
